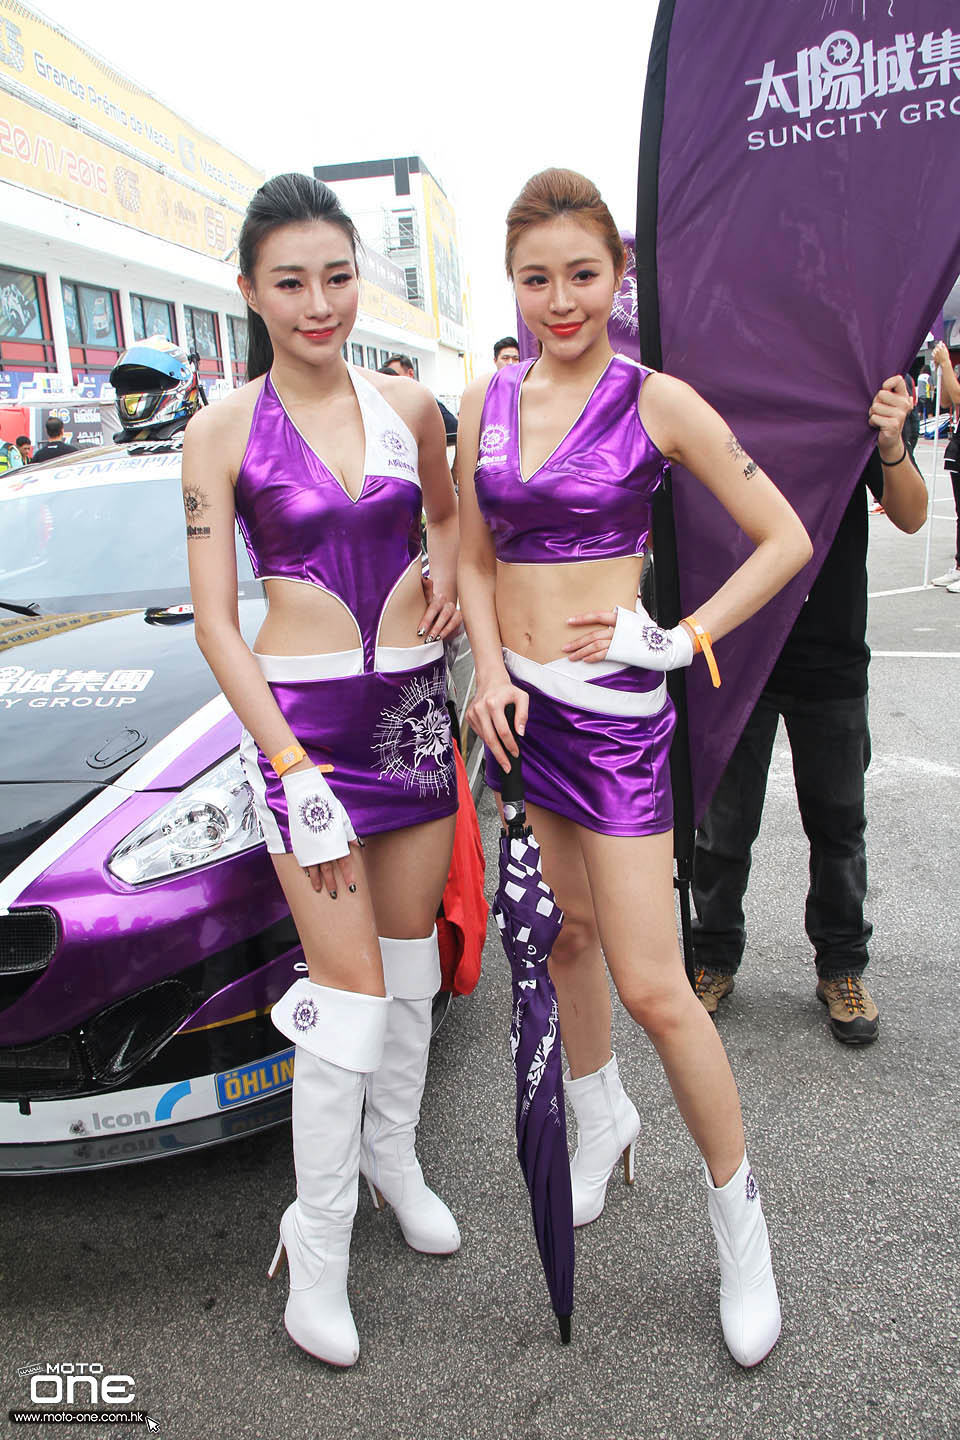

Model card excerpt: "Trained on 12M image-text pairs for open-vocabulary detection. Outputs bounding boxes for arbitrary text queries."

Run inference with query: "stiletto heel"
[564,1053,642,1226]
[365,1175,385,1210]
[267,1235,285,1280]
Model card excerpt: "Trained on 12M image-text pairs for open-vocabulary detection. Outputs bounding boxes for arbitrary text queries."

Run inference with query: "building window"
[351,342,364,367]
[404,267,422,306]
[397,214,416,248]
[412,356,420,380]
[62,281,121,350]
[366,346,378,371]
[0,266,56,377]
[342,343,349,360]
[379,348,391,368]
[131,295,177,343]
[62,280,123,391]
[184,306,223,378]
[227,314,248,386]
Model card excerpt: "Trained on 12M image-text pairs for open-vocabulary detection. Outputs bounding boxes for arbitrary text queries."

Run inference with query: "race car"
[0,439,476,1174]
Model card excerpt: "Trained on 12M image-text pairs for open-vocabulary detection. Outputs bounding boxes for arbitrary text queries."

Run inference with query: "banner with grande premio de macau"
[0,0,263,261]
[635,0,960,820]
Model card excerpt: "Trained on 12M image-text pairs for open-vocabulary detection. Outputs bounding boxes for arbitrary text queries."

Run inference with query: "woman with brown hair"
[458,168,812,1366]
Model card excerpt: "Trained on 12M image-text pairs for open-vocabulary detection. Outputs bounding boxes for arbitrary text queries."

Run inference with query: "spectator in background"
[380,354,458,444]
[917,368,932,424]
[493,336,520,368]
[15,436,32,463]
[33,416,79,464]
[0,439,23,473]
[930,340,960,591]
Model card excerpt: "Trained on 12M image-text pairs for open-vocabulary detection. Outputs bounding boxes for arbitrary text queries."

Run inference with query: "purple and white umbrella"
[494,712,574,1343]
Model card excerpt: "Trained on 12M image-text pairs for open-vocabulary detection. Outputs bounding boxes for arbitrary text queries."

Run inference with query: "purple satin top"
[474,353,667,564]
[235,368,422,671]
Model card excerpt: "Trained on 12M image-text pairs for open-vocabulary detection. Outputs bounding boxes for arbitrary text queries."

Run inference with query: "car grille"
[0,1034,83,1095]
[0,908,60,1011]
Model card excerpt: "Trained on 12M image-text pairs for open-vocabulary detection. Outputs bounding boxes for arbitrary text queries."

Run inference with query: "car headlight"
[108,752,263,885]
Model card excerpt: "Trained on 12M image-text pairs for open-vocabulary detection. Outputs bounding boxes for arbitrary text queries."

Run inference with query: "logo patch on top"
[378,427,417,476]
[382,428,408,457]
[745,1168,759,1202]
[480,423,508,454]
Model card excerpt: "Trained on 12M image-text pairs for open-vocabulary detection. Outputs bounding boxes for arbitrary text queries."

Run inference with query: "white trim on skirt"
[502,647,667,717]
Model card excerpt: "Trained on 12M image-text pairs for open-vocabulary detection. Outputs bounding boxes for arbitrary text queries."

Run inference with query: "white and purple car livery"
[0,440,307,1172]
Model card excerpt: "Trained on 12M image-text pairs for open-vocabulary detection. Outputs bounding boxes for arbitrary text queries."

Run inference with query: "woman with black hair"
[182,173,462,1367]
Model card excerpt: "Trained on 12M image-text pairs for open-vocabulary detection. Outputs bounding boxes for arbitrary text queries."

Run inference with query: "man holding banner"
[691,381,927,1043]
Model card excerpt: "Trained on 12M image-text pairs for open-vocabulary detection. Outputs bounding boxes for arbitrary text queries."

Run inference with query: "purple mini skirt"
[240,643,457,854]
[485,649,675,836]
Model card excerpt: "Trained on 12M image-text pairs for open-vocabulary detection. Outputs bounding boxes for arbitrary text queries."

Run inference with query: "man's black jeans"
[691,690,872,979]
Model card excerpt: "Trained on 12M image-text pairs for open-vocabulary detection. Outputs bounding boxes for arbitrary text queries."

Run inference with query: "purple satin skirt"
[485,649,675,836]
[239,644,457,854]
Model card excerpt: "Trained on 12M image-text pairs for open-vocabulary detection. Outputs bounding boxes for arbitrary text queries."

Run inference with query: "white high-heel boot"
[704,1151,782,1367]
[268,980,389,1366]
[563,1053,641,1227]
[359,929,460,1255]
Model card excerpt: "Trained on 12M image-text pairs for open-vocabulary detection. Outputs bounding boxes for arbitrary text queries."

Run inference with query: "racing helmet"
[110,336,201,435]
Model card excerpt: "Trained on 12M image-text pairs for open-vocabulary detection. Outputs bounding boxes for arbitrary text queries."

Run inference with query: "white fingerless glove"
[605,602,694,672]
[281,765,357,867]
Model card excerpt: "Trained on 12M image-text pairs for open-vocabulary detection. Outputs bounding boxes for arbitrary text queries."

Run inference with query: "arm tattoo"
[726,431,758,479]
[725,431,746,463]
[183,484,211,538]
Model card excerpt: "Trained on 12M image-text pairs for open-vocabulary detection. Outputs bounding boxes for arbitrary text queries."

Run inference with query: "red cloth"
[436,742,488,996]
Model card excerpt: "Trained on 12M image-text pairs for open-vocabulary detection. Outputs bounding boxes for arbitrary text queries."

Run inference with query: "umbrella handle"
[501,703,527,834]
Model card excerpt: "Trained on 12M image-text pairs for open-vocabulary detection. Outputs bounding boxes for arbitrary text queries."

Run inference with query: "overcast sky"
[31,0,659,373]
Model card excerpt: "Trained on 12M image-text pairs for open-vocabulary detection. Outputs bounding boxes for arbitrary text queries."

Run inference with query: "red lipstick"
[548,322,583,337]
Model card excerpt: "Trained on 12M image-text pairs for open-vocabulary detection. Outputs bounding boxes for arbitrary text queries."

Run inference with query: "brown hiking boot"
[816,975,879,1045]
[694,968,735,1015]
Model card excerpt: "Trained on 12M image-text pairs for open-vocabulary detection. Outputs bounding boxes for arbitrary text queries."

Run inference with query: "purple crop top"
[474,354,667,564]
[234,367,422,672]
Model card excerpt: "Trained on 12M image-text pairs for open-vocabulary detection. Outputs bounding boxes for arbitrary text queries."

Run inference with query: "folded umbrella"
[493,706,574,1343]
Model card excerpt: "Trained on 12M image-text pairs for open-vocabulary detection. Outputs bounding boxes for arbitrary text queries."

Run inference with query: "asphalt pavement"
[4,441,959,1440]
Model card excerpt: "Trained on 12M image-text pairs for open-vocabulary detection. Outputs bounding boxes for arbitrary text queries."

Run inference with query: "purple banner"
[641,0,960,818]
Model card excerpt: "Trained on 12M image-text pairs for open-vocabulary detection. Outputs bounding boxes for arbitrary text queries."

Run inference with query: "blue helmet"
[110,336,201,434]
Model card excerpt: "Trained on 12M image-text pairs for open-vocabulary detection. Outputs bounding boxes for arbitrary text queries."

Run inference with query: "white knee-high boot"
[359,929,460,1254]
[704,1151,782,1367]
[563,1053,642,1227]
[268,980,389,1367]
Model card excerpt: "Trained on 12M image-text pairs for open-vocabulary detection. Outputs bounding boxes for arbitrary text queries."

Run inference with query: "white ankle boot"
[268,980,388,1366]
[563,1053,641,1227]
[359,930,460,1255]
[704,1151,782,1367]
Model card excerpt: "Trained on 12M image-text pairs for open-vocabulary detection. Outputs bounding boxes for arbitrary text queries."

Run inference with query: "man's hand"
[868,375,911,461]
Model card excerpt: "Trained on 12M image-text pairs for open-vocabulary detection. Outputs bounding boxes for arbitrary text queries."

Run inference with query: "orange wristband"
[683,615,721,689]
[271,744,335,778]
[271,743,307,777]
